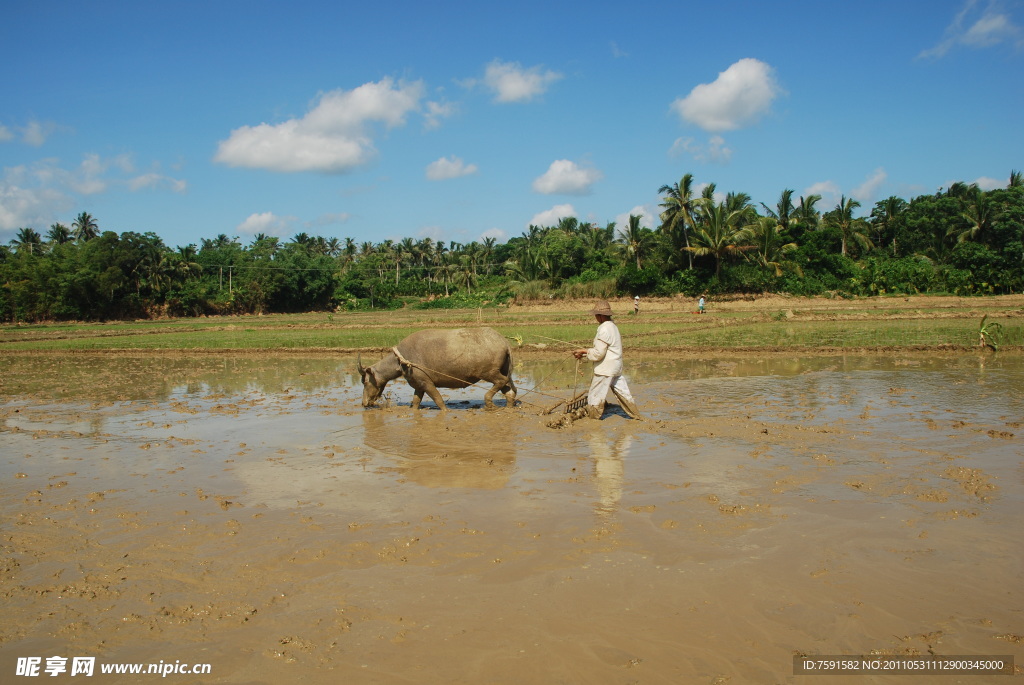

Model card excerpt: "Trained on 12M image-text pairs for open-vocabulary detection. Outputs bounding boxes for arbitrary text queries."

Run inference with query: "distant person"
[698,296,706,314]
[573,300,640,420]
[633,295,640,315]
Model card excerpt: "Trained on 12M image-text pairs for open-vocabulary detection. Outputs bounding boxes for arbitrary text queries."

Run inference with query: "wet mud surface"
[1,353,1022,683]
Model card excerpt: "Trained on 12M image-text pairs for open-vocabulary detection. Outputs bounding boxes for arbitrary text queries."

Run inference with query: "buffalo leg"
[411,390,424,410]
[484,383,500,409]
[501,380,517,407]
[422,383,447,411]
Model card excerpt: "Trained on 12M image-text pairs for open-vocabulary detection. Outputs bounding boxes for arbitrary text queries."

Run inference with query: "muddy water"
[1,353,1021,683]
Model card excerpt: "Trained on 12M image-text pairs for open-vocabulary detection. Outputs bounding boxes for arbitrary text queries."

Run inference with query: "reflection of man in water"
[588,433,633,517]
[573,300,640,420]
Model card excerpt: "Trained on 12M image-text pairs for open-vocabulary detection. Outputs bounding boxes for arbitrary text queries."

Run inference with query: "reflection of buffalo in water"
[361,411,516,489]
[358,328,517,410]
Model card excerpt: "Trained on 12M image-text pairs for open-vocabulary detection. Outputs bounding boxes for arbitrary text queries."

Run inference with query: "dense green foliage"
[2,176,1022,322]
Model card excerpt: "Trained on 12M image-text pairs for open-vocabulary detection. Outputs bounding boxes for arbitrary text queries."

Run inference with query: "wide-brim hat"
[590,300,613,316]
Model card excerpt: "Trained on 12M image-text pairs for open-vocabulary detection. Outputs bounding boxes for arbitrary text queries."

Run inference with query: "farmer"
[633,295,640,315]
[698,295,706,314]
[573,300,641,420]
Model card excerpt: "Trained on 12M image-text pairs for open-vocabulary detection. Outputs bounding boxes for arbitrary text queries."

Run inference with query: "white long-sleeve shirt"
[586,320,624,376]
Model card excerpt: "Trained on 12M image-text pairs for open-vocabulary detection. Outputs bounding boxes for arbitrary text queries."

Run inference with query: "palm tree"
[950,185,999,244]
[945,181,973,199]
[761,189,796,232]
[72,212,99,242]
[659,174,698,269]
[173,245,203,280]
[747,217,802,277]
[436,258,454,296]
[724,191,754,217]
[400,237,417,275]
[481,236,496,275]
[826,195,874,256]
[11,227,43,254]
[871,196,907,255]
[617,214,652,269]
[202,233,235,251]
[453,255,477,293]
[46,223,73,245]
[700,183,717,204]
[556,216,579,234]
[290,232,313,252]
[582,221,614,255]
[1010,170,1023,188]
[686,201,755,277]
[793,194,822,230]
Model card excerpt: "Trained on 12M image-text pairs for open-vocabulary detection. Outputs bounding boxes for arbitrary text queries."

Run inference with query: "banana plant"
[978,315,1003,351]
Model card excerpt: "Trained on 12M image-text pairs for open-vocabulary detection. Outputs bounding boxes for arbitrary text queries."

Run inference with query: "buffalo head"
[357,354,385,407]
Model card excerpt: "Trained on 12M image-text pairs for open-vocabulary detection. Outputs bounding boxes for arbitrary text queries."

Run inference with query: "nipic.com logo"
[15,656,213,678]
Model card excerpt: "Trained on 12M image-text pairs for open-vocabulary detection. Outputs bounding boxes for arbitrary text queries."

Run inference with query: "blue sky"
[2,0,1022,250]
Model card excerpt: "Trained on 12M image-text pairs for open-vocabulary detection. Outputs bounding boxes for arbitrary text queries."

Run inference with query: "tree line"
[2,170,1022,322]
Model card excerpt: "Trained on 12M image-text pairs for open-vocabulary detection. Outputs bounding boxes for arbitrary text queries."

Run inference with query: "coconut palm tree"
[826,195,874,256]
[950,185,1000,244]
[481,236,496,275]
[72,212,99,242]
[747,217,802,277]
[658,174,700,270]
[290,232,313,252]
[617,214,652,269]
[686,201,755,277]
[453,255,477,293]
[173,245,203,281]
[871,196,908,254]
[760,189,796,232]
[1010,170,1022,188]
[11,227,43,254]
[793,194,822,230]
[324,237,342,257]
[46,223,73,245]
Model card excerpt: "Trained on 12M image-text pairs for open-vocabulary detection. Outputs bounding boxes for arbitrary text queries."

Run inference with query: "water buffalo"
[358,327,517,410]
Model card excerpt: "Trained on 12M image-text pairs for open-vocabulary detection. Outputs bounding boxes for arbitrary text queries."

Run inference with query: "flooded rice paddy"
[1,352,1021,683]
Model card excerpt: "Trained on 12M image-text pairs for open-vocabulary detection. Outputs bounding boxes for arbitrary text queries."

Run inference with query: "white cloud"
[423,100,456,129]
[671,58,781,132]
[128,173,187,193]
[236,212,297,236]
[22,121,53,147]
[532,159,603,195]
[669,135,733,163]
[308,212,352,228]
[426,155,479,180]
[974,176,1004,190]
[0,120,59,146]
[693,182,725,205]
[214,78,425,173]
[0,172,71,233]
[417,225,445,242]
[479,59,562,103]
[480,227,507,242]
[614,206,656,231]
[529,203,576,228]
[0,154,184,233]
[851,167,887,204]
[804,180,842,210]
[919,0,1023,58]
